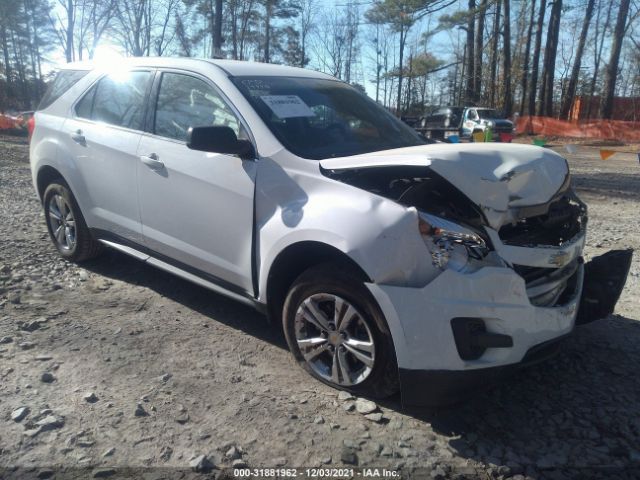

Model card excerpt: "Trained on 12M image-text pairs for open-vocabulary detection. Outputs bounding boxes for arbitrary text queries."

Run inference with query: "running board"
[97,238,260,311]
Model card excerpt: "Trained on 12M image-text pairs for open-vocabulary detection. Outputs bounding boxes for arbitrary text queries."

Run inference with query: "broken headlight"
[418,213,489,271]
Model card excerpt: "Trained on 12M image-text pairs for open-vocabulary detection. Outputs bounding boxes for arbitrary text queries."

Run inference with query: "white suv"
[30,58,631,406]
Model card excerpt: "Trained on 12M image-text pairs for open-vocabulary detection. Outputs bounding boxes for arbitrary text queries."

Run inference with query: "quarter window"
[74,70,152,130]
[154,72,240,142]
[38,69,89,110]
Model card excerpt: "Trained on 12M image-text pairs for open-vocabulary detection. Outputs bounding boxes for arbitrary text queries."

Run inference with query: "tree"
[538,0,562,116]
[50,0,75,62]
[472,0,487,102]
[0,0,54,109]
[502,0,512,116]
[262,0,299,63]
[559,0,596,119]
[464,0,475,104]
[489,0,501,107]
[600,0,631,118]
[113,0,178,57]
[527,0,545,116]
[227,0,260,60]
[213,0,223,57]
[367,0,454,113]
[519,0,536,114]
[297,0,317,67]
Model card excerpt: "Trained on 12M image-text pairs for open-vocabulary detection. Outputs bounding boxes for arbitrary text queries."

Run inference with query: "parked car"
[420,106,515,142]
[30,58,631,406]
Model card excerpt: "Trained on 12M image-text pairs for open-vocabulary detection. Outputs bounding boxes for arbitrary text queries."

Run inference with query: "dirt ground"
[1,134,639,480]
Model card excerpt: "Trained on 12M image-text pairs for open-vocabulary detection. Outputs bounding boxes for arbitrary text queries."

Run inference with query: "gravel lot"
[1,135,639,480]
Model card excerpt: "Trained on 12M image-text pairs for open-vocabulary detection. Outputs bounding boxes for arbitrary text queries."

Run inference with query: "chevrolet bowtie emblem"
[550,251,570,267]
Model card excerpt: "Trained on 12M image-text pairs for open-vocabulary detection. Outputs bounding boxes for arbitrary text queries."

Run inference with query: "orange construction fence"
[516,116,640,143]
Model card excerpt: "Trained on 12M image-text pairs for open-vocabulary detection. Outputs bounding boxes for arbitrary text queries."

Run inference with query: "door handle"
[140,153,165,170]
[70,129,86,145]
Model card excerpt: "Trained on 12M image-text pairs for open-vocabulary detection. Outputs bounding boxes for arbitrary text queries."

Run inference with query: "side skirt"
[93,231,267,314]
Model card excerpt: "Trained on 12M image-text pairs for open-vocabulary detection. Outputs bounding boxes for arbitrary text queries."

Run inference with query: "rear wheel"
[43,181,103,262]
[283,263,398,398]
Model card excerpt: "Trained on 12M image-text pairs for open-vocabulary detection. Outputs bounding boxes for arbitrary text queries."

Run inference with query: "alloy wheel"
[294,293,376,386]
[48,194,76,251]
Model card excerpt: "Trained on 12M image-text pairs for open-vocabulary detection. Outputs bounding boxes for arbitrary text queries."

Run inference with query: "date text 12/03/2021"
[233,468,401,478]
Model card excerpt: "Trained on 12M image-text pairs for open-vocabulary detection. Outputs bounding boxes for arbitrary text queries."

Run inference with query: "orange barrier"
[0,114,19,130]
[516,116,640,143]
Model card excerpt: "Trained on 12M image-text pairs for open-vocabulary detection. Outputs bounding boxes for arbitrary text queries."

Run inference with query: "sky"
[47,0,466,101]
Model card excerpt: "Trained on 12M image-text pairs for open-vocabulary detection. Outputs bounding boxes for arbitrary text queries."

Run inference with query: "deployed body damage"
[315,143,627,405]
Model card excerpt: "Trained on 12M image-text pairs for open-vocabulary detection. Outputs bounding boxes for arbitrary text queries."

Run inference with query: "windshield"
[231,76,426,160]
[477,109,501,119]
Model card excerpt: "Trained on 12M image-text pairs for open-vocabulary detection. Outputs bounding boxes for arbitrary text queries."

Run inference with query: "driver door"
[462,108,479,137]
[136,70,257,295]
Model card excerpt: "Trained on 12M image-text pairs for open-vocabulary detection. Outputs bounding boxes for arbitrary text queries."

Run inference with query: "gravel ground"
[1,134,639,480]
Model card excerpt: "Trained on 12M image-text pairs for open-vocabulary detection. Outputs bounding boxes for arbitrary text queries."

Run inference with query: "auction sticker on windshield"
[260,95,315,119]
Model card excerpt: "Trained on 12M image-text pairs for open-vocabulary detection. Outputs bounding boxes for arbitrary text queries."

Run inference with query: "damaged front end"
[321,154,631,323]
[320,145,633,406]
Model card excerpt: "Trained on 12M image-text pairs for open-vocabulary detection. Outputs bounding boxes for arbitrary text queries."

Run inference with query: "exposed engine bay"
[321,163,631,314]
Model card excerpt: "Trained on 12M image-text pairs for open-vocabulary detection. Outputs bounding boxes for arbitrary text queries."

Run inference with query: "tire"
[42,180,103,262]
[282,263,399,399]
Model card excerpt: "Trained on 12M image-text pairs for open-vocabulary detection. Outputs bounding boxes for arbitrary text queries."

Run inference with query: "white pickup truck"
[420,106,515,142]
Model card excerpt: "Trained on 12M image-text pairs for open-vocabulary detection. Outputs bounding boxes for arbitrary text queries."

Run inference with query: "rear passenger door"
[136,70,257,295]
[64,70,153,244]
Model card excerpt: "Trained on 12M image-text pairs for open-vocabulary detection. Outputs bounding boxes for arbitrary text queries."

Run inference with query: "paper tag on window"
[260,95,315,119]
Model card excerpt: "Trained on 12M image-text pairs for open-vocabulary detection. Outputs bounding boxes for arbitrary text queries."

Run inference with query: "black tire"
[282,263,399,399]
[42,180,103,262]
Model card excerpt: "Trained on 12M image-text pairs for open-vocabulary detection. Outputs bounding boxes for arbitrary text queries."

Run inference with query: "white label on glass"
[260,95,315,119]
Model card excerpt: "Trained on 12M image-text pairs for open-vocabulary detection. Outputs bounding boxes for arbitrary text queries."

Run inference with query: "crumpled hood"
[319,143,569,229]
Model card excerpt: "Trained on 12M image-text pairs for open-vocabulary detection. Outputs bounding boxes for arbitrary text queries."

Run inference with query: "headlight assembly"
[418,212,489,271]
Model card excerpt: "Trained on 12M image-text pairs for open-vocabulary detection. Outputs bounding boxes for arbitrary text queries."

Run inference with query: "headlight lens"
[418,213,489,271]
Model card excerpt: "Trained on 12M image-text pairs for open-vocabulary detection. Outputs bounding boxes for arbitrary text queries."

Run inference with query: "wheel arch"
[264,240,372,324]
[36,165,66,200]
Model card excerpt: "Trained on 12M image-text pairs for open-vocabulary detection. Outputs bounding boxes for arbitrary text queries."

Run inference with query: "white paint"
[31,57,593,394]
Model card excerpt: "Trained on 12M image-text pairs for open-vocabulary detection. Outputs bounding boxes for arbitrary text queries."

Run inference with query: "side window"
[38,69,89,110]
[154,72,240,142]
[75,87,95,119]
[85,71,152,130]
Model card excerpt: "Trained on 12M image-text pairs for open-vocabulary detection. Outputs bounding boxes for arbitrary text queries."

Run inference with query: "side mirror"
[186,126,255,160]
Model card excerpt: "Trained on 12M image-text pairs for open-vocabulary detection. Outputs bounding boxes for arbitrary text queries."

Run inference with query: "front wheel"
[282,263,399,398]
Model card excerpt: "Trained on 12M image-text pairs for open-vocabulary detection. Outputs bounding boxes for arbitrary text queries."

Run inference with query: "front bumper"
[399,334,569,407]
[367,247,632,407]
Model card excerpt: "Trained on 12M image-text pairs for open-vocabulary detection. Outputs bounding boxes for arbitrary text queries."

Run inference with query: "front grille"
[499,195,585,247]
[513,260,581,307]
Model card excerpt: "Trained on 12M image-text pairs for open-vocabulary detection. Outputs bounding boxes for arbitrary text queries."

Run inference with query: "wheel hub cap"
[294,293,375,387]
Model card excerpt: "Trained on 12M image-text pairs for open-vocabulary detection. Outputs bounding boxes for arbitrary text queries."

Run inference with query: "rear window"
[38,70,89,110]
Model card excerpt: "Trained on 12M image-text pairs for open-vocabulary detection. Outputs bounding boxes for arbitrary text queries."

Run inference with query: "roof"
[60,56,337,80]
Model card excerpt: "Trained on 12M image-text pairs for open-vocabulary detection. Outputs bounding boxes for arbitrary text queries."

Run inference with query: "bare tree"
[538,0,562,116]
[464,0,475,104]
[213,0,223,57]
[489,0,501,107]
[600,0,632,118]
[527,0,545,116]
[472,0,487,102]
[502,0,512,116]
[297,0,317,67]
[519,0,536,114]
[559,0,596,119]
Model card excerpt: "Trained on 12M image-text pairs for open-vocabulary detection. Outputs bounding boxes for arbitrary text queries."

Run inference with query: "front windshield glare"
[232,76,426,160]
